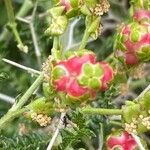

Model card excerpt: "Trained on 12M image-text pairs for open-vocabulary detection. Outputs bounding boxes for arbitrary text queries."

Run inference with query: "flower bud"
[88,17,101,39]
[47,6,65,17]
[45,16,68,36]
[80,4,92,16]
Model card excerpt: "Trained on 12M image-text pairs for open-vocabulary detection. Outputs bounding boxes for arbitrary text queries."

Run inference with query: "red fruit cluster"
[106,131,138,150]
[51,50,113,102]
[114,10,150,66]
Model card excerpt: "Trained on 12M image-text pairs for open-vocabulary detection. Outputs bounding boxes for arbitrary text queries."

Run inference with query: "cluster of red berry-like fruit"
[114,10,150,66]
[51,50,113,102]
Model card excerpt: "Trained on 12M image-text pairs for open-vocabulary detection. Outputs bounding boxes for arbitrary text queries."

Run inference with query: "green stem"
[10,23,24,46]
[109,121,122,126]
[4,0,22,44]
[11,73,44,111]
[79,16,100,50]
[16,0,33,17]
[53,36,59,50]
[4,0,28,53]
[51,36,61,59]
[0,107,28,131]
[0,0,33,44]
[4,0,15,23]
[79,27,90,50]
[80,107,123,115]
[0,74,44,130]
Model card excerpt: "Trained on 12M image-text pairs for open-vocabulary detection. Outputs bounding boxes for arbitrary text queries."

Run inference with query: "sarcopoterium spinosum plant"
[0,0,150,149]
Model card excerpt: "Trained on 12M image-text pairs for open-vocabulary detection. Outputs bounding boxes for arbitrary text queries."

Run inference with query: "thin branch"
[29,22,42,66]
[2,58,41,75]
[24,12,48,20]
[46,112,66,150]
[98,123,104,150]
[11,73,44,111]
[16,2,42,67]
[0,93,15,104]
[29,1,42,67]
[135,83,150,101]
[0,73,44,129]
[31,1,37,20]
[16,17,30,24]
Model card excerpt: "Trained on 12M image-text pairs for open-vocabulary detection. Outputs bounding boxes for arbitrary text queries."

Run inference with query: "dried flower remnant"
[91,0,110,16]
[31,112,51,127]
